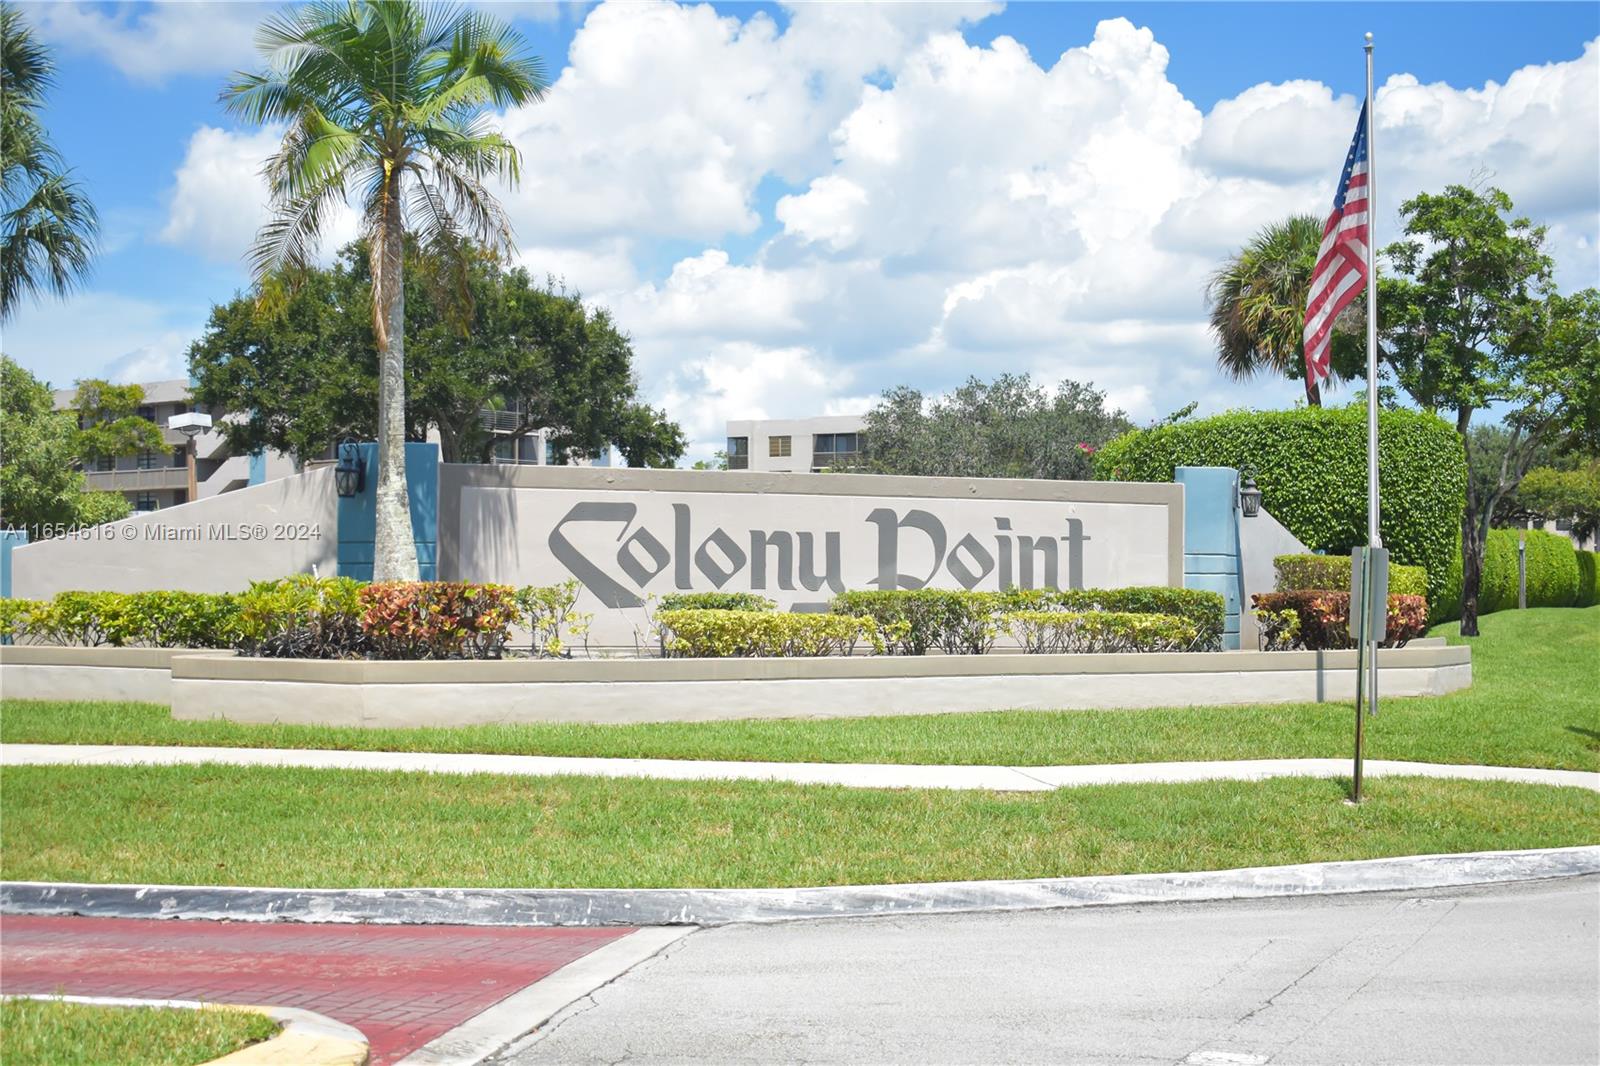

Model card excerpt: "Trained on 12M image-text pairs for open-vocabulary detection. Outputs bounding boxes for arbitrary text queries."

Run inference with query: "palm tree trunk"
[370,170,420,583]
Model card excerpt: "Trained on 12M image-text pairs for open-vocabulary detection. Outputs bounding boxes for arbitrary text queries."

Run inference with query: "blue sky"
[6,1,1597,457]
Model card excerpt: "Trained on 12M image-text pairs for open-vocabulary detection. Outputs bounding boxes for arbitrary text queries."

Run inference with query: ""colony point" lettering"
[547,502,1090,608]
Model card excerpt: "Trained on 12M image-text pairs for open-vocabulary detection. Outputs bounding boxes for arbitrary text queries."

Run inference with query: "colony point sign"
[548,501,1096,608]
[451,472,1182,642]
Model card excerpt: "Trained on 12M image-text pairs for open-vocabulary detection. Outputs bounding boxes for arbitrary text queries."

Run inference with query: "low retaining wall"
[0,643,1469,725]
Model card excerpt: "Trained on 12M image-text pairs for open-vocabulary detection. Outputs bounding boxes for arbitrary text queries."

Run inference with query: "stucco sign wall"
[442,467,1185,648]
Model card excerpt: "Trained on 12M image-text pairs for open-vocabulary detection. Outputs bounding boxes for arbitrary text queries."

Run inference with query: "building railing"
[479,409,523,433]
[812,450,862,470]
[727,454,749,470]
[84,467,189,492]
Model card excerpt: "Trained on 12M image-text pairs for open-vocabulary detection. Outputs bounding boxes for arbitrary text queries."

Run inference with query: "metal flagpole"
[1364,34,1380,723]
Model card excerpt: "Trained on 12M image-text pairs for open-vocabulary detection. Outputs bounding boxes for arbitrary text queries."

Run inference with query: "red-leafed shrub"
[1251,591,1428,650]
[358,581,520,660]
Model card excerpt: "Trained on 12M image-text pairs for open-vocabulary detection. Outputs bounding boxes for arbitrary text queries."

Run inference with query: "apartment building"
[724,415,865,473]
[52,380,294,511]
[478,400,614,468]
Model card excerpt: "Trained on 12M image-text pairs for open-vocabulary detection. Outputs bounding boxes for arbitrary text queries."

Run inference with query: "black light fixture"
[334,439,365,499]
[1239,467,1262,519]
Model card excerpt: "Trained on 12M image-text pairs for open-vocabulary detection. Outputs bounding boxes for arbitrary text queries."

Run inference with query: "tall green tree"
[0,6,98,321]
[188,242,684,467]
[70,379,166,465]
[1379,184,1600,635]
[0,357,131,537]
[1206,215,1363,406]
[224,0,547,581]
[864,374,1132,481]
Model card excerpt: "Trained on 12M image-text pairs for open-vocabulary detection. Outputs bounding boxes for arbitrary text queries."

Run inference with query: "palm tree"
[1,6,99,322]
[224,1,546,580]
[1206,215,1332,406]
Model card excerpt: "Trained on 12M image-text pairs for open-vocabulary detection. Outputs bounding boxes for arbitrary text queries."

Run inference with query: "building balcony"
[479,409,524,433]
[812,451,862,470]
[84,467,189,492]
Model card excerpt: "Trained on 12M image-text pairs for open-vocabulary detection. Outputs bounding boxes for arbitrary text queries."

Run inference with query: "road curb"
[2,994,369,1065]
[4,846,1596,928]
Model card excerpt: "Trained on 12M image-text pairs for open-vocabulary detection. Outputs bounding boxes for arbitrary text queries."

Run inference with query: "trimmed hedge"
[1476,529,1580,614]
[1578,551,1599,608]
[1002,587,1227,651]
[829,590,1001,656]
[1004,611,1197,654]
[1251,591,1429,650]
[1273,554,1429,600]
[656,592,776,613]
[1093,406,1465,621]
[656,609,886,658]
[2,590,241,648]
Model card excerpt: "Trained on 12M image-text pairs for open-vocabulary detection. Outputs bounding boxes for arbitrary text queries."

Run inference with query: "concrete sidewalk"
[3,743,1596,792]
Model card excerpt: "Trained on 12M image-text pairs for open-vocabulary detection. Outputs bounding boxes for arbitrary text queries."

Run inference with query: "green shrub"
[1251,591,1429,649]
[1472,529,1580,615]
[235,574,368,659]
[657,609,886,658]
[1001,587,1226,651]
[656,592,776,613]
[1003,611,1197,654]
[828,589,1001,655]
[1255,606,1301,651]
[1577,551,1599,608]
[359,581,520,660]
[1093,406,1465,619]
[1273,554,1429,600]
[2,590,240,648]
[516,581,592,657]
[0,598,43,642]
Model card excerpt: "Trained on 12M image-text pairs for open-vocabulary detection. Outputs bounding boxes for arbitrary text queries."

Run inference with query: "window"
[492,437,517,463]
[137,405,155,422]
[136,449,160,470]
[769,435,792,458]
[134,493,159,512]
[1556,517,1573,532]
[95,455,115,472]
[173,446,188,468]
[726,436,749,470]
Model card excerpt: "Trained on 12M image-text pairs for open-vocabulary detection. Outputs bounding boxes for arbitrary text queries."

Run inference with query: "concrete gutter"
[4,847,1596,928]
[2,994,368,1066]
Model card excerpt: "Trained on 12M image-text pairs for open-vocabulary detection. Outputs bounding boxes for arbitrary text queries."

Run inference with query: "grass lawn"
[3,607,1596,770]
[0,998,276,1066]
[1,764,1595,888]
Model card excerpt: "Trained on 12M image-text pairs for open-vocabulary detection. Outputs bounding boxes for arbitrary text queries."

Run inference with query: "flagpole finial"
[1365,31,1373,46]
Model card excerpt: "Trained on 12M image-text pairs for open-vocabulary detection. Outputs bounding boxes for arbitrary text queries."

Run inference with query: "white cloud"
[1,292,205,387]
[25,2,267,84]
[160,126,364,268]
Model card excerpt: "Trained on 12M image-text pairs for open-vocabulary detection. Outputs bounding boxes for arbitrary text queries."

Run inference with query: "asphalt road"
[502,876,1600,1066]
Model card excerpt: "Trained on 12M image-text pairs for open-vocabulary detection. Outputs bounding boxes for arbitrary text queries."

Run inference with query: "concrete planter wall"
[2,644,1469,725]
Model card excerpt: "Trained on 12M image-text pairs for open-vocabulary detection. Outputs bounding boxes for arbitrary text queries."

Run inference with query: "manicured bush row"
[1476,529,1581,614]
[2,576,591,660]
[656,609,885,658]
[1004,611,1197,654]
[1250,591,1429,650]
[1093,406,1466,620]
[828,587,1226,655]
[1273,554,1428,600]
[656,592,776,613]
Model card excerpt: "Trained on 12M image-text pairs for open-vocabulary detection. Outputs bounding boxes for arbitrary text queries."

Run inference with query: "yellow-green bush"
[1273,554,1429,600]
[657,609,887,658]
[1003,610,1197,654]
[1578,551,1598,608]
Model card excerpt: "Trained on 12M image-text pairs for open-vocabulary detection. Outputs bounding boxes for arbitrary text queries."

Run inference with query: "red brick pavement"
[0,916,635,1064]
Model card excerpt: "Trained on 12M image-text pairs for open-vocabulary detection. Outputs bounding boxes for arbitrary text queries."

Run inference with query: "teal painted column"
[1176,466,1244,650]
[336,442,439,581]
[0,529,26,600]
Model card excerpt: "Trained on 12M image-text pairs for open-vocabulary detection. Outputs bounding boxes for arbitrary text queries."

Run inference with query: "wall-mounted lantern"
[1239,467,1262,519]
[334,439,365,499]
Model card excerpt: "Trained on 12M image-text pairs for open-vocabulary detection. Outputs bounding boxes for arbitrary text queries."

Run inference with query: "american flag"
[1303,102,1370,389]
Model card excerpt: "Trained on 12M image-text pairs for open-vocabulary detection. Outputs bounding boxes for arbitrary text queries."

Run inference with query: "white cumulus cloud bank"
[152,4,1599,460]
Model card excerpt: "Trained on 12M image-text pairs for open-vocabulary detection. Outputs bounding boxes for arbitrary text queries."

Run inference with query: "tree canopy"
[1,6,98,321]
[187,241,684,467]
[1378,184,1600,633]
[863,374,1132,481]
[0,357,132,537]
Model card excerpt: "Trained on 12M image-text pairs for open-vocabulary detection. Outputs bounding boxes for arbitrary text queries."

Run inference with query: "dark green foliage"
[1001,587,1226,652]
[657,592,776,613]
[1002,611,1199,654]
[1476,529,1579,614]
[1576,552,1598,608]
[0,357,131,537]
[1273,554,1429,600]
[6,591,241,648]
[1093,406,1465,619]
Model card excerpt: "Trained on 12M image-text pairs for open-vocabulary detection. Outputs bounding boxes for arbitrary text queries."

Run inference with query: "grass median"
[0,998,277,1066]
[3,607,1596,770]
[2,764,1595,888]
